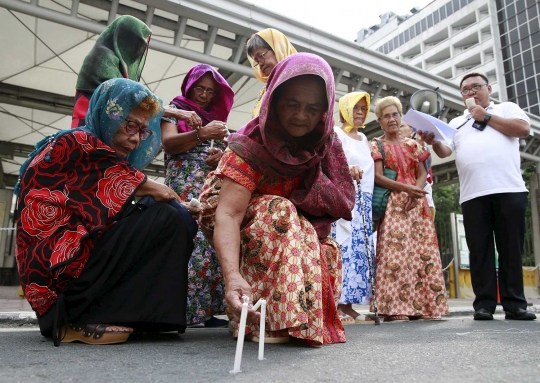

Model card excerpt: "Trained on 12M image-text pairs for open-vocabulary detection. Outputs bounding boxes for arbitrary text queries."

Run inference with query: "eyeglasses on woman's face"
[380,112,402,121]
[460,83,488,96]
[124,119,152,140]
[252,49,271,67]
[192,86,215,98]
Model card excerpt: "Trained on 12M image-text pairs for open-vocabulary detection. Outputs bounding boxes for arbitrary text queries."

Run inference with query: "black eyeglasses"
[252,49,271,67]
[460,83,488,95]
[124,119,152,140]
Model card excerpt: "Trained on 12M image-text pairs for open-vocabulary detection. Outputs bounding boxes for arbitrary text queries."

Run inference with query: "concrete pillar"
[530,164,540,268]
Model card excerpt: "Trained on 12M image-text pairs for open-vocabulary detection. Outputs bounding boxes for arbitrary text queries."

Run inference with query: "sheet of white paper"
[402,109,457,144]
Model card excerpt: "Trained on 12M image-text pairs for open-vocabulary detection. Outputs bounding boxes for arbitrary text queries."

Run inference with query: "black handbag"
[372,138,398,221]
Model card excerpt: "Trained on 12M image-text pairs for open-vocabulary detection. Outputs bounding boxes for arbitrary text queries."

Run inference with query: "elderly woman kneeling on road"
[16,79,198,346]
[199,53,355,346]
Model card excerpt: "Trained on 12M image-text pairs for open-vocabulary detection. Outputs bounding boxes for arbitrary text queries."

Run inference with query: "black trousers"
[461,192,528,313]
[39,202,193,337]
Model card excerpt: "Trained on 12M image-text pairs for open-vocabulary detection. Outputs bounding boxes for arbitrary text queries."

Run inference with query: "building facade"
[356,0,539,116]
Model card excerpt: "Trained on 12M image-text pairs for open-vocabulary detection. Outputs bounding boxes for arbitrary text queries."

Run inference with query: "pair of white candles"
[230,296,267,374]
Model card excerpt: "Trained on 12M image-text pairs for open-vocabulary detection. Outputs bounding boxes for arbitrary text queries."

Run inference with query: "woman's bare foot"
[338,303,361,319]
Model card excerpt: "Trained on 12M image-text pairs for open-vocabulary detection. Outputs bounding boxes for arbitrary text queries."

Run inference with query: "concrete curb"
[0,312,38,324]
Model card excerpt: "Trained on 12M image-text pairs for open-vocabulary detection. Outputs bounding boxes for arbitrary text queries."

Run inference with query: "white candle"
[256,300,267,360]
[230,296,249,374]
[209,139,214,150]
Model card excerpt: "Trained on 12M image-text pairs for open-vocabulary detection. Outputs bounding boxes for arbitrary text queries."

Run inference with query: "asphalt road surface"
[1,315,539,383]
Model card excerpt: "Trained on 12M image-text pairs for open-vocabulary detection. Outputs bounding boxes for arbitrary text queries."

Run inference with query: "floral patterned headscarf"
[15,79,163,196]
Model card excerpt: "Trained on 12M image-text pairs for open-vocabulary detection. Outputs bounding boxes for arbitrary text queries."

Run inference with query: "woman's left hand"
[181,202,202,222]
[136,179,182,203]
[350,165,364,183]
[164,107,202,129]
[205,148,223,169]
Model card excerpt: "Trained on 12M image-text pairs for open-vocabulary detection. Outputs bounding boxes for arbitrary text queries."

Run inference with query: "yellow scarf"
[339,91,370,132]
[248,29,297,118]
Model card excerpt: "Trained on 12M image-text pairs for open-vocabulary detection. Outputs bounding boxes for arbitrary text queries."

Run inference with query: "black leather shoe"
[505,308,537,321]
[473,308,493,320]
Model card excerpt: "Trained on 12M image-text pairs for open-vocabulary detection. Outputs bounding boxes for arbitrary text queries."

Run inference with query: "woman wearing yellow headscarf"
[245,28,297,117]
[331,91,376,324]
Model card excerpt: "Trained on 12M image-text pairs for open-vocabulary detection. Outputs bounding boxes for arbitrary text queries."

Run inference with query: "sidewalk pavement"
[1,285,539,324]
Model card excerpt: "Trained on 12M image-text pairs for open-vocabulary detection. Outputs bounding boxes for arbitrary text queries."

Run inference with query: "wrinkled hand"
[468,105,488,122]
[405,185,428,199]
[151,183,182,203]
[181,202,202,222]
[199,121,228,141]
[205,148,223,169]
[350,165,364,183]
[225,273,260,324]
[417,130,436,145]
[403,195,418,212]
[176,109,202,129]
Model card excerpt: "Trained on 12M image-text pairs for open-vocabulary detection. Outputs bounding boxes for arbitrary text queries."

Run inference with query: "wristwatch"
[483,113,492,124]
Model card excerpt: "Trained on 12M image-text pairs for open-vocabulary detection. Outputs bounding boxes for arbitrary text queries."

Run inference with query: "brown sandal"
[384,315,410,322]
[61,324,131,345]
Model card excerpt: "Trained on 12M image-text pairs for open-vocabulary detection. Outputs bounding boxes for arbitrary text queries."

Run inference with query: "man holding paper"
[419,72,536,321]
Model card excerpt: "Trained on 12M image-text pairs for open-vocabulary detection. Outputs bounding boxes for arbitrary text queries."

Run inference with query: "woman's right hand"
[405,184,428,199]
[136,179,182,203]
[171,109,202,129]
[350,165,364,183]
[225,272,260,324]
[199,121,228,141]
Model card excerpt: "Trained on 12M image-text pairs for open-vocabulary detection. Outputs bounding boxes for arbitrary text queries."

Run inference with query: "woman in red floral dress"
[370,96,449,322]
[199,53,355,345]
[16,79,198,346]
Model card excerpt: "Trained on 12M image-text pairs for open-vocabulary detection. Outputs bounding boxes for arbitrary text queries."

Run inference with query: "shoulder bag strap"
[375,138,386,168]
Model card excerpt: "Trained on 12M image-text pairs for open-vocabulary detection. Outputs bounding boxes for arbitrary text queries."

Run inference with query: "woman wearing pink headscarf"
[161,64,234,327]
[199,53,355,345]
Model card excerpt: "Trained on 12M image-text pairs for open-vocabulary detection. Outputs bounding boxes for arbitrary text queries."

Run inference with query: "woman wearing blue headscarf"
[16,78,198,346]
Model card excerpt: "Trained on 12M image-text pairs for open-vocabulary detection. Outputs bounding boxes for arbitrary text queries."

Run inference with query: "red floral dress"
[370,139,449,317]
[16,130,145,316]
[200,149,345,345]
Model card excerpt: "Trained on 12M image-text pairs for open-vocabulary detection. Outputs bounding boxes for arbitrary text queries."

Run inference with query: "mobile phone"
[472,120,486,131]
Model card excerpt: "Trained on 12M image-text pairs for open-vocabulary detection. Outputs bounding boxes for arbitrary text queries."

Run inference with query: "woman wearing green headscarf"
[17,79,199,346]
[331,91,376,324]
[71,16,151,128]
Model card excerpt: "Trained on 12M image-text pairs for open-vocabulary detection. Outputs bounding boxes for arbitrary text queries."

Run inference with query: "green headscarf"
[76,15,151,93]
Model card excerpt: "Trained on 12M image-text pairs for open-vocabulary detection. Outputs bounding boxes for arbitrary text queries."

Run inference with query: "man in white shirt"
[419,73,536,321]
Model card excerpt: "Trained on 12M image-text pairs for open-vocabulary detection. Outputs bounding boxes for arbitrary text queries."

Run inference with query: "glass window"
[461,0,468,7]
[453,0,460,11]
[496,0,504,7]
[505,72,514,85]
[533,44,540,59]
[526,0,536,8]
[516,81,526,96]
[511,42,521,56]
[526,77,536,92]
[519,24,529,40]
[523,49,533,65]
[389,40,394,51]
[521,36,531,51]
[434,10,440,24]
[506,4,516,18]
[517,10,528,25]
[509,29,519,44]
[446,2,453,16]
[421,18,426,32]
[518,95,527,108]
[528,91,538,106]
[516,0,526,13]
[497,9,506,23]
[405,29,410,41]
[504,59,512,72]
[393,36,398,48]
[515,67,524,82]
[410,26,416,38]
[399,33,404,45]
[513,54,523,69]
[501,33,508,48]
[502,46,511,59]
[530,18,540,34]
[507,86,515,99]
[440,6,447,20]
[527,4,538,19]
[427,14,433,28]
[535,59,540,73]
[499,23,506,36]
[508,15,517,30]
[531,30,540,46]
[530,105,539,116]
[416,22,421,35]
